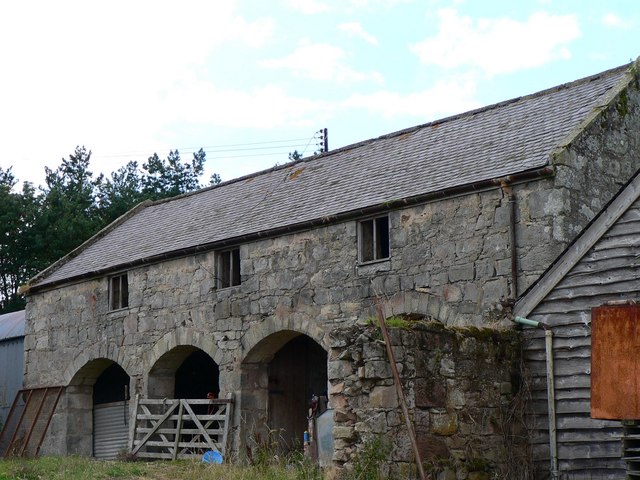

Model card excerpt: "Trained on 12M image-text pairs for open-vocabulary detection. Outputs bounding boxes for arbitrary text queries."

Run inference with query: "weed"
[344,436,391,480]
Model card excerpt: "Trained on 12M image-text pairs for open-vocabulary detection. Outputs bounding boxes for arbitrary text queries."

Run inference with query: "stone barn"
[16,59,640,477]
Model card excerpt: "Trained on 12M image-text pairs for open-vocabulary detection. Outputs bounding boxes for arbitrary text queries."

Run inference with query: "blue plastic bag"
[202,450,223,464]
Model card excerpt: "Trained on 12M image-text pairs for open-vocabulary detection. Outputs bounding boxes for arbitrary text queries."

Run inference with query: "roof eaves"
[21,200,154,293]
[28,165,554,294]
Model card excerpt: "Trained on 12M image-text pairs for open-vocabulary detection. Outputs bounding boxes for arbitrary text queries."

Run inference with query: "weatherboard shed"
[515,167,640,479]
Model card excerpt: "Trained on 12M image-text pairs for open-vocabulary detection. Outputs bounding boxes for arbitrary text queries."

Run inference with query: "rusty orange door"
[591,305,640,420]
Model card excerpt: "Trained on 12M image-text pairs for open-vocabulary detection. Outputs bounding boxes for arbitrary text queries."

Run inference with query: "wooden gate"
[129,393,233,460]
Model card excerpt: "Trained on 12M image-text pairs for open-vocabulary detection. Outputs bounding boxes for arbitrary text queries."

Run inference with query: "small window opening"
[360,216,390,262]
[109,274,129,310]
[218,248,241,288]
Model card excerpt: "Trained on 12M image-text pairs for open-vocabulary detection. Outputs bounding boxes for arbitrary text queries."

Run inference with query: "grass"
[0,456,324,480]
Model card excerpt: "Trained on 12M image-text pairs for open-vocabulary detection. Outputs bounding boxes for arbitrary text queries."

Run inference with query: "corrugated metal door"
[93,401,129,459]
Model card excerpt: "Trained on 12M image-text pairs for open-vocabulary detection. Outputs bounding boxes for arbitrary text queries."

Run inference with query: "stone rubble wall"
[329,322,523,479]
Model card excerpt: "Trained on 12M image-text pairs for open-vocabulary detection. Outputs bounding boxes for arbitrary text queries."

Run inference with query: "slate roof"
[29,62,634,289]
[0,310,25,341]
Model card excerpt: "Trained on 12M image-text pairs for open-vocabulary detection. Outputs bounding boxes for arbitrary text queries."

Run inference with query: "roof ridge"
[299,61,635,158]
[148,61,634,209]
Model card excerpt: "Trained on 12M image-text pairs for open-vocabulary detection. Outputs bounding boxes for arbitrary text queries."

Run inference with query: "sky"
[1,0,639,190]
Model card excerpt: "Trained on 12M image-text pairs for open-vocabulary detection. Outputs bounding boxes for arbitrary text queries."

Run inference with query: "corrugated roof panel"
[0,310,25,341]
[30,62,633,288]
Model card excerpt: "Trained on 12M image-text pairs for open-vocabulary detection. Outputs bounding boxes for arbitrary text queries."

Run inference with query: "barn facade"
[17,60,640,476]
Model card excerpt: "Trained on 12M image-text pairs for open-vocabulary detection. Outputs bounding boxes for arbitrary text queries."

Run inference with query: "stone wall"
[328,321,523,479]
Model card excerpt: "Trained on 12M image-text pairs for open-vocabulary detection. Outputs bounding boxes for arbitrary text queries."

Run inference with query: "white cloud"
[410,9,580,76]
[339,22,379,45]
[286,0,330,14]
[0,0,275,185]
[342,73,480,119]
[161,76,332,129]
[260,40,384,83]
[602,13,632,29]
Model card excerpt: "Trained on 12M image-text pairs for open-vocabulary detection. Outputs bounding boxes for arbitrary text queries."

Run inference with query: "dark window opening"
[360,216,390,262]
[218,248,241,288]
[94,363,130,405]
[109,274,128,310]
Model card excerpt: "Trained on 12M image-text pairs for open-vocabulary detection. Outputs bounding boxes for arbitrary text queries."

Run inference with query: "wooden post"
[172,401,184,460]
[128,394,139,453]
[221,392,233,457]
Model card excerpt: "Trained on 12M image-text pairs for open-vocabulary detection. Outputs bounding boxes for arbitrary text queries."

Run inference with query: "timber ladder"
[0,387,64,458]
[129,393,234,460]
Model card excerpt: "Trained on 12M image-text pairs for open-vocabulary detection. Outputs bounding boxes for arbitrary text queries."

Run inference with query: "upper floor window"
[109,273,129,310]
[218,248,241,288]
[359,215,390,263]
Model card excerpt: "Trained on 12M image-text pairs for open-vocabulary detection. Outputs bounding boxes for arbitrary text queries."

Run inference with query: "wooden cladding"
[591,304,640,420]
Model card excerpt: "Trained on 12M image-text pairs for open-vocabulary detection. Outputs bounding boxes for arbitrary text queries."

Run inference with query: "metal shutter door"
[93,401,129,459]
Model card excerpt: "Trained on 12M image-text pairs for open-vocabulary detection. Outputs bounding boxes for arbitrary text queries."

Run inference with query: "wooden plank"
[530,387,591,401]
[135,452,177,460]
[221,392,233,455]
[134,414,226,421]
[555,265,640,291]
[172,401,183,460]
[128,394,139,452]
[591,231,640,251]
[137,399,232,405]
[581,245,639,263]
[144,440,221,449]
[530,427,622,444]
[568,251,639,275]
[545,278,640,302]
[135,427,224,435]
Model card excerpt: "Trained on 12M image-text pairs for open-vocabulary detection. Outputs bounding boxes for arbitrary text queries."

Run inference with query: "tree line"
[0,146,220,314]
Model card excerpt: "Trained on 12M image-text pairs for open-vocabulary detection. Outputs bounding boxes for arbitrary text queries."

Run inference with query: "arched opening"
[147,346,219,400]
[65,358,131,458]
[241,331,328,454]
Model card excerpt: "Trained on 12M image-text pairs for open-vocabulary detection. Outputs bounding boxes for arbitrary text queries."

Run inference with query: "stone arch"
[377,290,458,325]
[239,319,329,454]
[147,345,220,399]
[144,327,225,372]
[241,317,328,363]
[63,343,133,387]
[64,357,132,458]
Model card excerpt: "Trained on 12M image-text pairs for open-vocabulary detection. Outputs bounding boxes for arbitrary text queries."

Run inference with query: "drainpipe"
[514,316,559,480]
[501,183,518,299]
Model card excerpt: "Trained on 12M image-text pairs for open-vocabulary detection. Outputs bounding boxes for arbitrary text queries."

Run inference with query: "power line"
[98,137,313,159]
